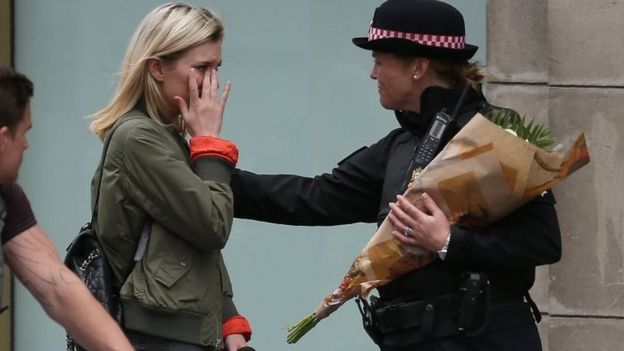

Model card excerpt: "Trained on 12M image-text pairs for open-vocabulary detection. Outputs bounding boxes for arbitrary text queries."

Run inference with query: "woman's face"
[370,52,421,111]
[155,40,222,120]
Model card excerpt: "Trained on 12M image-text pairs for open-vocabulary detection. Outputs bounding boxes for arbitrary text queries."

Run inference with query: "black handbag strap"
[90,115,151,262]
[91,117,129,223]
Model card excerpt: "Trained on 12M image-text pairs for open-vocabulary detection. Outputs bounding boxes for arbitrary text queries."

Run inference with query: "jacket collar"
[394,85,486,136]
[133,99,180,133]
[134,99,149,118]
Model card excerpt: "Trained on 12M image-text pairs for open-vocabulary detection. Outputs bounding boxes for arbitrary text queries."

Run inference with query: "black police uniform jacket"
[231,85,561,309]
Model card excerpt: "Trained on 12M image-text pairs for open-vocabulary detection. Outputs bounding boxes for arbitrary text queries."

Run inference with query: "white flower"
[504,128,518,137]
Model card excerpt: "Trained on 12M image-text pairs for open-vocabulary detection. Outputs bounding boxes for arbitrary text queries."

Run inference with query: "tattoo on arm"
[4,227,82,307]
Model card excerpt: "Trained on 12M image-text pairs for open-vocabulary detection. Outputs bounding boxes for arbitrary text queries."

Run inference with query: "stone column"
[487,0,624,350]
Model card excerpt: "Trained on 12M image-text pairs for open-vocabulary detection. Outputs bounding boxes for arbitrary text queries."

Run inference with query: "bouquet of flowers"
[287,112,590,343]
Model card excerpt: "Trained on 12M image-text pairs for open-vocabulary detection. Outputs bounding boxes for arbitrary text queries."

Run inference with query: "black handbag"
[64,118,151,351]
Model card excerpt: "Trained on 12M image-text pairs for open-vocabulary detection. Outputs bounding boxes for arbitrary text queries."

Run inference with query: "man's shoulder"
[0,183,35,244]
[0,183,24,204]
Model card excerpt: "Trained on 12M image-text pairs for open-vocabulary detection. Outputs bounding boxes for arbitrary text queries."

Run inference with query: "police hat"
[352,0,478,60]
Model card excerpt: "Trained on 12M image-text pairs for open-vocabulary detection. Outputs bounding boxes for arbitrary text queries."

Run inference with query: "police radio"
[413,85,471,167]
[414,109,453,165]
[399,85,472,194]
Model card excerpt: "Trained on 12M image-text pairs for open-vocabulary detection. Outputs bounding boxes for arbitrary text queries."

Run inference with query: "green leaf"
[486,110,556,150]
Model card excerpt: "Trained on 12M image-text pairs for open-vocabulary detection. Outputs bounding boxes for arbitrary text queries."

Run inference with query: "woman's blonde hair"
[429,59,485,92]
[90,3,224,138]
[396,52,486,93]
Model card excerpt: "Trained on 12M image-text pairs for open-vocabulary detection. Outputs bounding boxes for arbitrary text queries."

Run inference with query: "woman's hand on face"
[174,68,231,138]
[388,193,450,252]
[224,333,247,351]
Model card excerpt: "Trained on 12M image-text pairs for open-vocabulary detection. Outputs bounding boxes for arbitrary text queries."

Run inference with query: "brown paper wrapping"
[314,113,590,320]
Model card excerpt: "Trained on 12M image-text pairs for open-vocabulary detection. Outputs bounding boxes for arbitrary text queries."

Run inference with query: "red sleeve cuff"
[222,315,252,341]
[190,136,239,166]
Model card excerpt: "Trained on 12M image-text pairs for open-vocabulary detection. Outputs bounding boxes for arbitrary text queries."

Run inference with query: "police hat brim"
[352,36,478,61]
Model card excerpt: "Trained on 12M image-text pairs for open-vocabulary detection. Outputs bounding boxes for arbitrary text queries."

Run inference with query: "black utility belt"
[373,294,536,345]
[375,294,461,334]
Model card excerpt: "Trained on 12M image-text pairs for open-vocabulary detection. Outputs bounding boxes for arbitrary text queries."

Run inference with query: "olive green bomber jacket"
[92,109,237,348]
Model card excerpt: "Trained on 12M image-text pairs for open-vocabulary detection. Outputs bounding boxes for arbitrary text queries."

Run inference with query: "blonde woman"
[90,3,251,350]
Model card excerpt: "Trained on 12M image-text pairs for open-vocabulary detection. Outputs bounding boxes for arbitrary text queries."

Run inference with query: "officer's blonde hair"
[90,3,224,138]
[429,59,485,92]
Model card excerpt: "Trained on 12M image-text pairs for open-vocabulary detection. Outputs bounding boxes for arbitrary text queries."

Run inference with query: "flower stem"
[287,312,319,344]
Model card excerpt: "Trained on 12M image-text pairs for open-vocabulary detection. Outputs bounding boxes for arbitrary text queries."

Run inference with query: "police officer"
[231,0,561,350]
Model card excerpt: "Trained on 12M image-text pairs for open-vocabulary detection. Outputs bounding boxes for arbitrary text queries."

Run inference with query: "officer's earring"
[413,74,420,80]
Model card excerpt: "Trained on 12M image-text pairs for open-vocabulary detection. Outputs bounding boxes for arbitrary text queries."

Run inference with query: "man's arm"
[3,224,133,351]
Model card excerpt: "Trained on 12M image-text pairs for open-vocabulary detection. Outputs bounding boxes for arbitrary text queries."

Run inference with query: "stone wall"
[486,1,624,350]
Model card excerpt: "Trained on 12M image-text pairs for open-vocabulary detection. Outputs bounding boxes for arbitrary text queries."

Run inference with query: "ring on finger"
[404,226,413,237]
